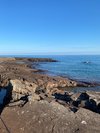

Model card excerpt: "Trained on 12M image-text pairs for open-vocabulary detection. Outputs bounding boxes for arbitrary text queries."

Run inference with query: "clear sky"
[0,0,100,55]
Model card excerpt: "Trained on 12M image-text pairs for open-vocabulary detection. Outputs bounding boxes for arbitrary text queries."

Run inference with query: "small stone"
[81,120,87,125]
[20,127,24,131]
[21,111,24,114]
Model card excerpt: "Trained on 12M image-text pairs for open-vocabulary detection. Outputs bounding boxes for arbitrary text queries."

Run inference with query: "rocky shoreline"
[0,57,100,133]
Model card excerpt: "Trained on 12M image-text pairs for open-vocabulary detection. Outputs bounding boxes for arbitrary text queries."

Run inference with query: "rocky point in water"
[0,57,100,133]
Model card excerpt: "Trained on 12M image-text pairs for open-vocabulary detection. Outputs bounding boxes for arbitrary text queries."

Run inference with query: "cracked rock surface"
[0,101,100,133]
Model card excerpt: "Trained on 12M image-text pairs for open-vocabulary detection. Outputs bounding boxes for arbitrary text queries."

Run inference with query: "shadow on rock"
[75,93,100,113]
[53,92,72,103]
[0,85,13,115]
[53,92,100,114]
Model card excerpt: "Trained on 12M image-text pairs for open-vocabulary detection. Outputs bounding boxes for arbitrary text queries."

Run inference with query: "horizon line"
[0,54,100,56]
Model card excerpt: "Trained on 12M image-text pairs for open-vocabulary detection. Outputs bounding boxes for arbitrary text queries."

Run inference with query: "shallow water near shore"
[34,55,100,82]
[36,55,100,92]
[31,55,100,92]
[1,55,100,92]
[62,86,100,93]
[2,55,100,83]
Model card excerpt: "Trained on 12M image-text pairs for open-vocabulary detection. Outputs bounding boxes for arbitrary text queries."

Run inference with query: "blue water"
[1,55,100,92]
[34,55,100,92]
[1,55,100,82]
[34,55,100,83]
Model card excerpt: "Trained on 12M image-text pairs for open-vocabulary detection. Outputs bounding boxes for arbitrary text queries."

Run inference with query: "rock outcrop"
[5,79,40,106]
[15,57,57,62]
[4,78,100,114]
[10,79,38,95]
[0,58,100,133]
[0,57,15,62]
[0,100,100,133]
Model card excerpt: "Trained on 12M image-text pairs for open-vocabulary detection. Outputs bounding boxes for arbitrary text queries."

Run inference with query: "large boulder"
[1,100,100,133]
[7,79,38,102]
[10,79,38,95]
[86,91,100,104]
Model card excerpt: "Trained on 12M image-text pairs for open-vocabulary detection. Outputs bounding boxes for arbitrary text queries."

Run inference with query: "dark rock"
[53,92,72,102]
[78,99,97,112]
[77,92,89,101]
[70,107,78,113]
[97,103,100,113]
[15,57,58,62]
[82,61,91,64]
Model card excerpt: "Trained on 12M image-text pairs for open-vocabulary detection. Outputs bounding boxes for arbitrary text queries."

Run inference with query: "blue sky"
[0,0,100,55]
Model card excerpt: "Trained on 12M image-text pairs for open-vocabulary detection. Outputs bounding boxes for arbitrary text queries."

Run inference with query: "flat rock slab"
[0,101,100,133]
[0,58,15,62]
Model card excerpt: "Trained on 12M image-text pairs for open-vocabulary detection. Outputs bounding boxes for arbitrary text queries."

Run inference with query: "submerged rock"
[82,61,91,64]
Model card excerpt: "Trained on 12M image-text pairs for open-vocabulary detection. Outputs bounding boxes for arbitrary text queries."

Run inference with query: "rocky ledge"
[0,58,100,133]
[15,57,57,62]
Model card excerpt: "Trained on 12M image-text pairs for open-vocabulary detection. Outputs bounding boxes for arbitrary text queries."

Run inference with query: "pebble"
[21,111,24,114]
[81,120,87,125]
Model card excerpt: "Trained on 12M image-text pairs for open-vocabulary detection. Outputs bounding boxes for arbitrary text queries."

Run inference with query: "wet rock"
[77,81,100,87]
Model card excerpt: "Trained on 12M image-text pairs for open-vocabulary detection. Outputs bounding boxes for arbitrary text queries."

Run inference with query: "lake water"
[1,55,100,92]
[35,55,100,92]
[31,55,100,82]
[1,55,100,82]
